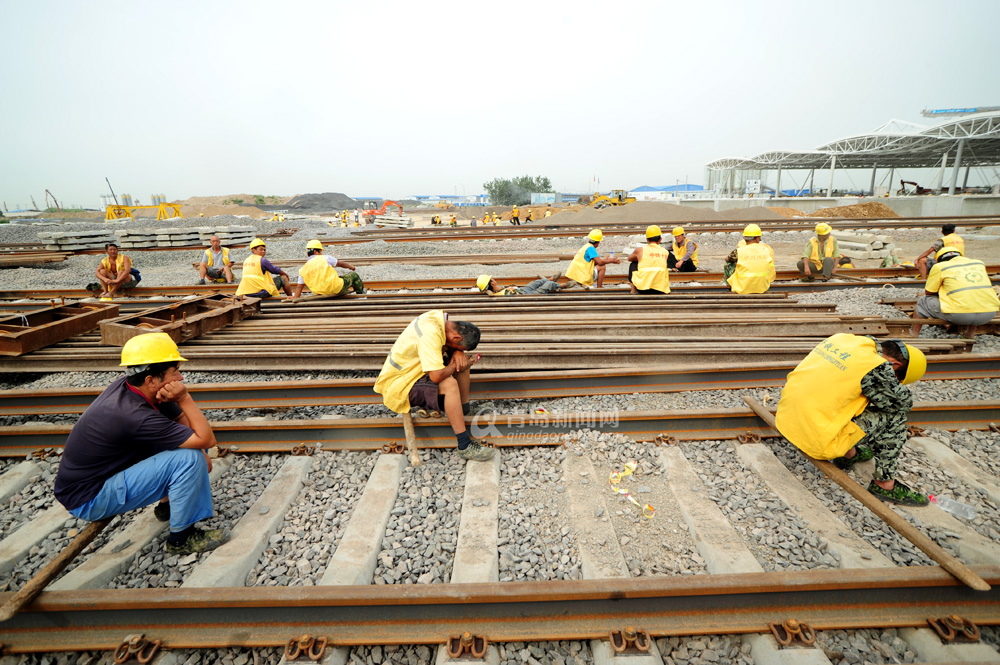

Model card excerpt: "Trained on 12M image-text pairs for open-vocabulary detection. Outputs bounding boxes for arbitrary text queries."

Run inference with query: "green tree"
[254,195,266,205]
[483,175,552,206]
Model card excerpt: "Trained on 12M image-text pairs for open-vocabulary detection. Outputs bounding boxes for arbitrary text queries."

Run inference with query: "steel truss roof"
[707,111,1000,171]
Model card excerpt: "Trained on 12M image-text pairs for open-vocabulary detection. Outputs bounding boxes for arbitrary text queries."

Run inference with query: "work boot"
[458,439,496,462]
[165,527,231,554]
[867,480,929,506]
[559,280,578,291]
[833,445,874,470]
[153,501,170,522]
[197,278,207,285]
[548,271,563,282]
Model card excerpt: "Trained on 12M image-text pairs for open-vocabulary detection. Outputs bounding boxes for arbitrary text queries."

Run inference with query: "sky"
[2,0,998,209]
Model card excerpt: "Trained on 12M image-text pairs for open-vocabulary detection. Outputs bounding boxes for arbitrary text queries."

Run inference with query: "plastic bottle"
[929,495,977,520]
[609,251,615,260]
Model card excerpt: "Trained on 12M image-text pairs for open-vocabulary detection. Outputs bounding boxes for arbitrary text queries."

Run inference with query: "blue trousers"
[69,448,213,533]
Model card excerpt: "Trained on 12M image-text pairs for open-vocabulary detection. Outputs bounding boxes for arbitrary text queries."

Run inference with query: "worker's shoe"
[800,276,815,282]
[458,439,496,462]
[867,480,929,507]
[165,526,231,554]
[153,501,170,522]
[197,278,207,285]
[548,272,563,282]
[833,445,873,470]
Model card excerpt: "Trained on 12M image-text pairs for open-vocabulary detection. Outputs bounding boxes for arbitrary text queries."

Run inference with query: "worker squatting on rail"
[915,224,965,280]
[476,273,562,296]
[669,227,698,273]
[627,225,670,295]
[54,333,231,554]
[797,223,840,281]
[197,235,235,285]
[235,238,293,299]
[723,224,776,294]
[911,246,999,339]
[290,240,365,299]
[563,229,620,289]
[90,243,141,301]
[776,333,929,506]
[374,310,495,462]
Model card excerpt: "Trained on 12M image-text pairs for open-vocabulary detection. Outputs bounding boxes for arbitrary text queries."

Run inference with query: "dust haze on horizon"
[2,0,997,209]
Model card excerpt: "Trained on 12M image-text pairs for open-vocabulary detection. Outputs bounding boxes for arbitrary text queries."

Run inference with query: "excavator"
[591,189,635,209]
[898,180,933,196]
[361,200,404,220]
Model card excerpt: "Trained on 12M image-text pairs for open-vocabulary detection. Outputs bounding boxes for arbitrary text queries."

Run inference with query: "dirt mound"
[718,207,788,221]
[178,194,291,207]
[285,192,358,211]
[179,204,269,219]
[548,202,720,226]
[767,207,806,218]
[808,202,899,219]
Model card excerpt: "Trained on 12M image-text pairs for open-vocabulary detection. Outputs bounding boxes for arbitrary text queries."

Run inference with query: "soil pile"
[548,202,720,226]
[285,192,358,211]
[808,202,899,219]
[717,207,788,221]
[766,207,806,218]
[179,204,269,219]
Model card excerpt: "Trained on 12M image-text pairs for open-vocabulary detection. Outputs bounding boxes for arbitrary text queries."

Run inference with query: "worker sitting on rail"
[723,224,775,294]
[492,212,501,226]
[290,240,364,299]
[775,333,929,506]
[668,227,698,272]
[53,333,230,554]
[374,310,494,462]
[910,246,999,339]
[236,238,293,299]
[797,222,839,281]
[563,229,620,289]
[915,223,964,280]
[197,235,235,285]
[476,273,561,296]
[449,214,458,227]
[627,225,670,295]
[91,242,140,301]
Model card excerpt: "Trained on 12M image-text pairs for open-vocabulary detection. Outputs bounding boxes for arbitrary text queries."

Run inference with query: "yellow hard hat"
[588,229,603,242]
[249,238,266,249]
[672,226,685,237]
[120,332,187,367]
[901,343,926,385]
[476,274,492,292]
[743,223,762,237]
[815,222,832,235]
[306,239,324,250]
[646,225,662,239]
[935,246,963,260]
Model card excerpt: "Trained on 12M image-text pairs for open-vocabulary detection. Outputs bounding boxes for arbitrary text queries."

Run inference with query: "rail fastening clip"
[769,619,815,647]
[285,634,328,661]
[928,615,980,642]
[113,634,161,664]
[610,625,651,653]
[446,632,488,659]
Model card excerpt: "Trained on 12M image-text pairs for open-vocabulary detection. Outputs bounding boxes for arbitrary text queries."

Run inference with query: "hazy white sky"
[2,0,998,208]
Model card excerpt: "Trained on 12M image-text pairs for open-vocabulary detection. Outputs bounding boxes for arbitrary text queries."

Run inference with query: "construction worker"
[374,310,493,462]
[797,222,839,281]
[197,235,235,285]
[668,227,698,272]
[492,212,501,226]
[470,213,478,228]
[92,242,140,301]
[724,224,775,294]
[627,225,670,295]
[482,211,490,226]
[544,209,552,218]
[564,229,620,289]
[911,247,999,339]
[449,214,457,227]
[236,238,292,298]
[525,209,534,223]
[775,334,929,506]
[431,214,441,225]
[477,273,561,296]
[511,205,520,225]
[290,240,364,299]
[915,224,965,280]
[271,212,279,222]
[53,333,230,554]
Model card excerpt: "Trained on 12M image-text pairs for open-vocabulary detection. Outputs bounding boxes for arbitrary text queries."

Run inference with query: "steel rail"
[2,356,996,417]
[0,566,997,652]
[4,401,997,456]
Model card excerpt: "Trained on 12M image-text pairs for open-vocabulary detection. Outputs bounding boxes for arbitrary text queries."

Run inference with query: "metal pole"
[963,165,971,191]
[808,169,815,195]
[105,178,119,206]
[936,152,948,193]
[827,155,836,197]
[775,166,782,198]
[948,139,965,195]
[888,167,894,195]
[869,167,877,197]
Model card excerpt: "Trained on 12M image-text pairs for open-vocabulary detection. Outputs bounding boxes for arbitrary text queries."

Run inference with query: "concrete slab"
[563,451,630,580]
[736,444,891,568]
[745,634,833,665]
[0,503,70,577]
[0,461,41,505]
[908,437,1000,505]
[183,455,312,588]
[899,626,1000,662]
[451,456,500,584]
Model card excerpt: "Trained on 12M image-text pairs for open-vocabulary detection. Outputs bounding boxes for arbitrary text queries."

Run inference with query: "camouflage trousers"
[853,406,909,481]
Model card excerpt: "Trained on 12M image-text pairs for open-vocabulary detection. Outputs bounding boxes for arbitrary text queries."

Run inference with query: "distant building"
[628,185,704,201]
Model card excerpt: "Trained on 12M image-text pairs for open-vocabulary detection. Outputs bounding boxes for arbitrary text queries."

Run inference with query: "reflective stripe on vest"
[298,255,345,296]
[775,334,888,460]
[727,242,775,294]
[236,254,278,296]
[936,259,1000,314]
[565,243,596,285]
[631,243,670,293]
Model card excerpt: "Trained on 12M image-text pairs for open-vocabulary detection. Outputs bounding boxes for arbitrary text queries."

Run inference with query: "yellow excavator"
[591,189,635,209]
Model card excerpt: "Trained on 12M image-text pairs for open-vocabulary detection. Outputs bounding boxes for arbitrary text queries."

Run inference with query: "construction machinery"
[434,201,455,211]
[591,190,635,209]
[44,190,60,212]
[105,203,183,221]
[361,200,404,220]
[898,180,934,196]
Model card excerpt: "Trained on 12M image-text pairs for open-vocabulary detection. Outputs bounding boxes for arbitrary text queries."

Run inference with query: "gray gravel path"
[815,628,919,664]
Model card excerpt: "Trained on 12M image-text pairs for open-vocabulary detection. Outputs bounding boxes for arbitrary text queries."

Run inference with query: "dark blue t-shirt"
[54,376,193,510]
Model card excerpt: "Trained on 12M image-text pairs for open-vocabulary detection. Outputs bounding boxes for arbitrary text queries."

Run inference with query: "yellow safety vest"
[807,237,835,265]
[565,243,596,285]
[940,233,965,255]
[671,239,699,267]
[298,254,346,296]
[775,334,889,460]
[631,243,670,293]
[100,255,126,275]
[544,210,552,217]
[512,208,519,216]
[727,242,775,294]
[204,247,229,268]
[928,258,1000,314]
[374,310,448,413]
[236,254,278,297]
